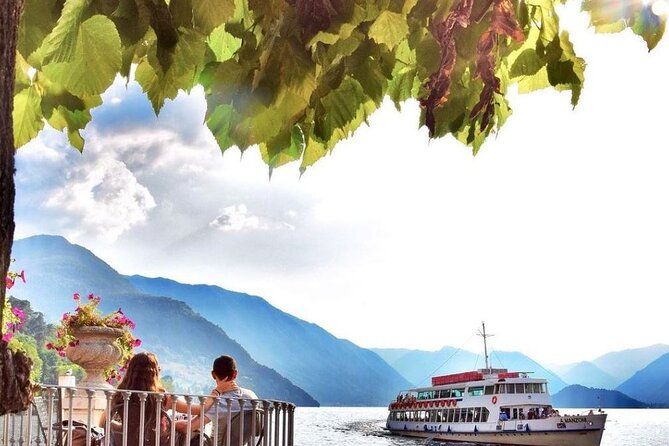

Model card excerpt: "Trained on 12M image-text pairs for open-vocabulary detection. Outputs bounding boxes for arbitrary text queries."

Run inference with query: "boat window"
[496,384,505,394]
[440,389,451,398]
[451,388,465,398]
[531,383,540,393]
[468,386,484,396]
[484,386,494,395]
[481,407,490,422]
[449,409,455,423]
[506,384,515,394]
[453,408,461,423]
[466,408,474,423]
[542,383,548,394]
[473,407,481,423]
[516,383,525,394]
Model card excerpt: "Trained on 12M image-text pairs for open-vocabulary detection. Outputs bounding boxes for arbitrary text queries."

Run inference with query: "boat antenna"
[477,322,494,371]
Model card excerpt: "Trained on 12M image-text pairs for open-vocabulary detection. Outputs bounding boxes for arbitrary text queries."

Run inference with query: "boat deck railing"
[0,385,295,446]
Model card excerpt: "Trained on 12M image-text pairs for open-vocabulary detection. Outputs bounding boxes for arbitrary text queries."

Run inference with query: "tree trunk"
[0,0,33,416]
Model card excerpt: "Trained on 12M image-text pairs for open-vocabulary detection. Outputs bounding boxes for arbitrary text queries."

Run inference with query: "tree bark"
[1,0,33,416]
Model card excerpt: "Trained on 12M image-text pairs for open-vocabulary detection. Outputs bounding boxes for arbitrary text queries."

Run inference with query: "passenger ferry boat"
[385,324,607,446]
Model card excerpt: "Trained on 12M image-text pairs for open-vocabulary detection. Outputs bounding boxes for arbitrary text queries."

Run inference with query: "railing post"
[287,405,294,446]
[137,393,148,446]
[237,399,245,446]
[103,391,114,446]
[225,399,232,446]
[249,401,257,446]
[273,403,280,446]
[262,402,269,446]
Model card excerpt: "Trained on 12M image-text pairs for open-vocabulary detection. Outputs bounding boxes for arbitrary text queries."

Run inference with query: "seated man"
[175,355,260,443]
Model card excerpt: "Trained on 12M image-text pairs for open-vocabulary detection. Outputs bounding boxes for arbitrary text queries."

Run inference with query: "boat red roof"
[431,371,483,386]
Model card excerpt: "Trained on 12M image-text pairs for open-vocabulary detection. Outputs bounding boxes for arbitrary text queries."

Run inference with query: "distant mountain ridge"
[11,235,317,406]
[552,385,647,409]
[126,275,411,406]
[556,361,620,390]
[593,344,669,383]
[372,347,568,393]
[616,353,669,406]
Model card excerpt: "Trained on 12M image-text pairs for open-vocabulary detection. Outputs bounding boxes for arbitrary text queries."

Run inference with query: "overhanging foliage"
[13,0,666,171]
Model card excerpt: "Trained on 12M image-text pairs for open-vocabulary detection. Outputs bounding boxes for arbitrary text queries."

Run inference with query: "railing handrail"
[38,385,297,409]
[2,383,296,446]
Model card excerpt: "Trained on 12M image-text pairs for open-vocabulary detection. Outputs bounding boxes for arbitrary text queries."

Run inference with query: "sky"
[13,2,669,366]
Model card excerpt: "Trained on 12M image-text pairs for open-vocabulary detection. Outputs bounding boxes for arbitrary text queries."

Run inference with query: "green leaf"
[260,125,305,169]
[38,0,92,64]
[369,11,409,49]
[135,29,207,114]
[193,0,236,34]
[509,49,544,78]
[41,15,122,96]
[206,103,235,152]
[207,25,242,62]
[632,7,666,51]
[13,86,44,148]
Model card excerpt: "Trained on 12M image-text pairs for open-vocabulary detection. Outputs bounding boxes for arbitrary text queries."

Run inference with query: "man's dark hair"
[212,355,237,380]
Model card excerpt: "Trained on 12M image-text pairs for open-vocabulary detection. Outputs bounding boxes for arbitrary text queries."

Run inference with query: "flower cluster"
[46,293,142,383]
[3,268,27,343]
[2,302,26,343]
[5,269,26,290]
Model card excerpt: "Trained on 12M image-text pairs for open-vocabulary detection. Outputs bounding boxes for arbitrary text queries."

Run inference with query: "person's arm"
[174,415,212,433]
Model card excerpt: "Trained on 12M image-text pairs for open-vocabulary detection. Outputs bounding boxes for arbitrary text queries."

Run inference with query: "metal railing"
[0,385,295,446]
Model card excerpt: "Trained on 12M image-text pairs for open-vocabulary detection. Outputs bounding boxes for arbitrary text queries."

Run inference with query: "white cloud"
[209,204,295,232]
[44,157,156,241]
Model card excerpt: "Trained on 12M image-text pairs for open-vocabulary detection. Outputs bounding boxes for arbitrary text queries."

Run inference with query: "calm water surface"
[294,408,669,446]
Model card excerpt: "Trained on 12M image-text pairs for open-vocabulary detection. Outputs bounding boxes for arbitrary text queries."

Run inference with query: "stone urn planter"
[66,326,125,389]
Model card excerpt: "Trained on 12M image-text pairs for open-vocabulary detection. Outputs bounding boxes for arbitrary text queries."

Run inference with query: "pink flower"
[12,307,25,321]
[5,276,14,289]
[62,312,70,321]
[58,351,66,357]
[2,332,13,343]
[73,293,80,301]
[88,293,95,300]
[46,342,54,350]
[18,271,26,283]
[133,339,142,347]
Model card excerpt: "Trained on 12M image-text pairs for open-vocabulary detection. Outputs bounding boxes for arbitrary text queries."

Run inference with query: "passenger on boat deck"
[174,355,258,433]
[499,412,509,421]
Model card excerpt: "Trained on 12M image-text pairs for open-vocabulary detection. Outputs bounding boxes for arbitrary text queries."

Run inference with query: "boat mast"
[477,322,493,372]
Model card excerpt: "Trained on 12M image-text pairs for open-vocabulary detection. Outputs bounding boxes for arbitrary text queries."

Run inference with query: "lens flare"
[652,0,668,16]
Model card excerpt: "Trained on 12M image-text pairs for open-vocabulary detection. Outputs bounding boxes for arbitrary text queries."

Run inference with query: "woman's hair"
[212,355,237,381]
[113,352,165,408]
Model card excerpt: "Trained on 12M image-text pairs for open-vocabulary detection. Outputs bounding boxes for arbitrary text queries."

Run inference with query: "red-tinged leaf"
[491,0,524,42]
[471,0,524,131]
[420,0,475,136]
[288,0,348,37]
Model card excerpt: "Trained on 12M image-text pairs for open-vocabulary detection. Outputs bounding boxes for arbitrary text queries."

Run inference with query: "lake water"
[294,408,669,446]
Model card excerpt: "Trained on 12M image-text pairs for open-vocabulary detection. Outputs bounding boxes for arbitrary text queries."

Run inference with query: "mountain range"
[552,385,647,409]
[10,235,409,406]
[9,234,669,408]
[552,361,620,390]
[617,353,669,406]
[372,347,568,393]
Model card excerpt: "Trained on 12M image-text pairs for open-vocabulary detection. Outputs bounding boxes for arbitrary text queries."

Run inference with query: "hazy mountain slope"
[127,275,412,406]
[552,385,647,408]
[592,344,669,382]
[371,348,414,367]
[558,361,620,390]
[616,353,669,405]
[11,235,318,406]
[380,347,568,393]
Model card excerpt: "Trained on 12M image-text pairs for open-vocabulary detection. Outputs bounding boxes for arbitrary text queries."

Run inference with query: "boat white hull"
[391,429,604,446]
